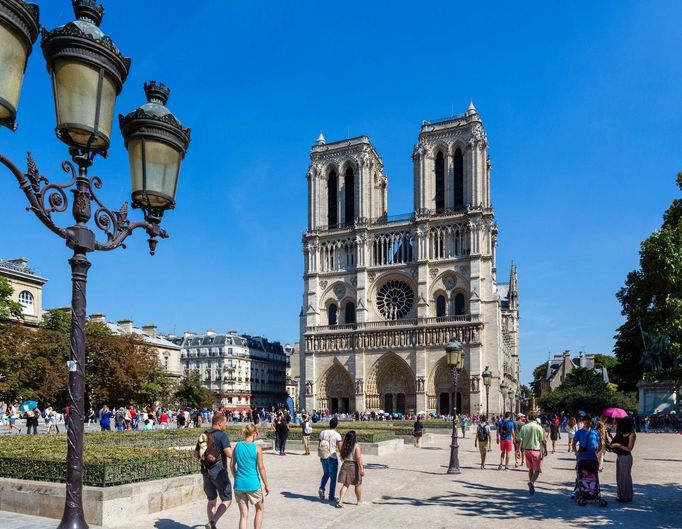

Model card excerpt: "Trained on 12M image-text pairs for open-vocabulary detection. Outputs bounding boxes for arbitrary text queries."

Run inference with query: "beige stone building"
[0,258,48,327]
[88,314,182,378]
[300,103,520,416]
[176,331,287,410]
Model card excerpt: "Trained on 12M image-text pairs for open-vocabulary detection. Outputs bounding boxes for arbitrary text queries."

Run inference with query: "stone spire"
[316,132,326,145]
[508,263,518,310]
[466,100,476,116]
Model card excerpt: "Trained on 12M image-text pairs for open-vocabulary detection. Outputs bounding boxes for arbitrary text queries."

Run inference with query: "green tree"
[175,370,214,409]
[530,361,548,396]
[538,367,637,414]
[0,276,23,325]
[614,173,682,392]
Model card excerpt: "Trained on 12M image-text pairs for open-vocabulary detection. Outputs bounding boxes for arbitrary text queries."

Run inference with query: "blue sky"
[1,1,680,384]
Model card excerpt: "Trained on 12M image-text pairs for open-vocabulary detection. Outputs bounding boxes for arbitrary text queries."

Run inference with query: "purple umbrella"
[602,407,628,419]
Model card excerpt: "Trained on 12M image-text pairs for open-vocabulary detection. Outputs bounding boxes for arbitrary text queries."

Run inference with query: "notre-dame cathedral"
[299,102,520,417]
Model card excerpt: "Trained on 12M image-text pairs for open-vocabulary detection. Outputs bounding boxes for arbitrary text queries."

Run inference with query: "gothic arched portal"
[365,352,416,414]
[427,356,470,415]
[316,360,354,414]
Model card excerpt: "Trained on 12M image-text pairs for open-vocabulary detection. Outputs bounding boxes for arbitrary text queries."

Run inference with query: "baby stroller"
[573,459,607,507]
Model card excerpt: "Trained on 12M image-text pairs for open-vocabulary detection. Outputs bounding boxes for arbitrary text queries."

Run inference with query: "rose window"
[376,280,414,320]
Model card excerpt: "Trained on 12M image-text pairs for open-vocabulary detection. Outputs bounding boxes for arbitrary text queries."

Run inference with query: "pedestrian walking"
[195,414,233,529]
[549,417,561,454]
[475,415,492,469]
[6,404,19,433]
[25,408,39,434]
[318,417,343,503]
[496,412,516,470]
[301,414,313,455]
[595,421,607,471]
[413,415,424,448]
[610,417,636,502]
[336,430,365,507]
[567,416,578,452]
[231,424,270,529]
[518,411,547,495]
[274,412,289,456]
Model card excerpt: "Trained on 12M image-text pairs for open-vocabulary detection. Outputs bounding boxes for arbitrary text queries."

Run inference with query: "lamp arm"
[94,219,168,255]
[0,152,70,241]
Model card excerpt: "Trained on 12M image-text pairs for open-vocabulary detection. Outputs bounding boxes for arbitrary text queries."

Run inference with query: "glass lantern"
[41,0,130,155]
[0,0,39,130]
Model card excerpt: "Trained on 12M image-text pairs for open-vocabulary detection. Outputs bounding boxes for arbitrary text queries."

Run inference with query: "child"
[580,469,597,495]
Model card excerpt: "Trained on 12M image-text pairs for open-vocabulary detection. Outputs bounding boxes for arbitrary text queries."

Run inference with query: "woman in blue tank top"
[230,424,270,529]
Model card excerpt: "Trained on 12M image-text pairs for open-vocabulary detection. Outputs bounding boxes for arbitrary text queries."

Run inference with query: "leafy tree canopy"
[614,173,682,391]
[0,276,23,325]
[175,370,214,409]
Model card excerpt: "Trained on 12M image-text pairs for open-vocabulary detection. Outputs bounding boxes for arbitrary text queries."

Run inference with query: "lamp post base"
[447,417,461,474]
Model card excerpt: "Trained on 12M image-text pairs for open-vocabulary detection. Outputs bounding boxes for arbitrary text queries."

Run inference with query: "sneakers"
[318,489,325,501]
[497,464,503,470]
[335,500,344,508]
[480,464,485,470]
[528,482,535,495]
[205,522,216,529]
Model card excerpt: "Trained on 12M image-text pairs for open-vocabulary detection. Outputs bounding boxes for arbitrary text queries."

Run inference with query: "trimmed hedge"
[0,435,199,487]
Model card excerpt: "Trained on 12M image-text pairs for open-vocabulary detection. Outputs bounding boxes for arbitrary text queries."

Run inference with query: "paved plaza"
[1,431,679,529]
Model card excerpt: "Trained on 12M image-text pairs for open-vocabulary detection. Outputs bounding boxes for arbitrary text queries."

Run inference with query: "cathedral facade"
[299,103,519,417]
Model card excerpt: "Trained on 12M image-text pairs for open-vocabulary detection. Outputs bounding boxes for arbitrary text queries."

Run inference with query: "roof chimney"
[142,324,157,338]
[206,329,216,336]
[89,313,106,323]
[118,319,133,334]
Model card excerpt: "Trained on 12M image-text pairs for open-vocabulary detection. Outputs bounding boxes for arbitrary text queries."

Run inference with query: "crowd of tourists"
[459,410,638,503]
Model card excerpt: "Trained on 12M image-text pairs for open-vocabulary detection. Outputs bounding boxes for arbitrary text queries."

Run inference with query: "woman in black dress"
[275,412,290,456]
[610,417,636,502]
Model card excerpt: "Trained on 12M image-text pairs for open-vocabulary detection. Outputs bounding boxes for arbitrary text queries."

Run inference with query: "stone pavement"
[1,432,680,529]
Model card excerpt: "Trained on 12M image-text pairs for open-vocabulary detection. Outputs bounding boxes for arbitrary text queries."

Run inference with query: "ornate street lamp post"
[500,381,508,415]
[446,339,465,475]
[0,3,191,529]
[481,366,492,418]
[508,387,515,416]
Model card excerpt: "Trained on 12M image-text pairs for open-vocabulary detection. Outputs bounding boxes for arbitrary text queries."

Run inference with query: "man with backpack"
[318,417,343,503]
[195,414,233,529]
[496,412,516,470]
[474,415,492,469]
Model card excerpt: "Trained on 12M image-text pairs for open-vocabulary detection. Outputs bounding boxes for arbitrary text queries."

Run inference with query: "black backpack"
[499,420,511,438]
[477,424,489,442]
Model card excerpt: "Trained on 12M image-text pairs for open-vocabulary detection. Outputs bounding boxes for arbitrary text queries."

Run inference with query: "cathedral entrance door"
[396,393,406,414]
[331,398,339,414]
[439,392,450,415]
[384,393,394,414]
[456,392,462,415]
[341,398,350,413]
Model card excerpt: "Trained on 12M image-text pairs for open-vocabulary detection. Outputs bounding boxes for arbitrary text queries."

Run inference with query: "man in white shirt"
[318,417,343,502]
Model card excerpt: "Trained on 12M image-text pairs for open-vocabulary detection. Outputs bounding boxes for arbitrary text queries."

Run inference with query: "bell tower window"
[454,293,465,315]
[453,148,464,209]
[344,166,355,227]
[328,304,338,326]
[345,302,356,324]
[436,295,446,318]
[327,169,338,228]
[435,151,445,211]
